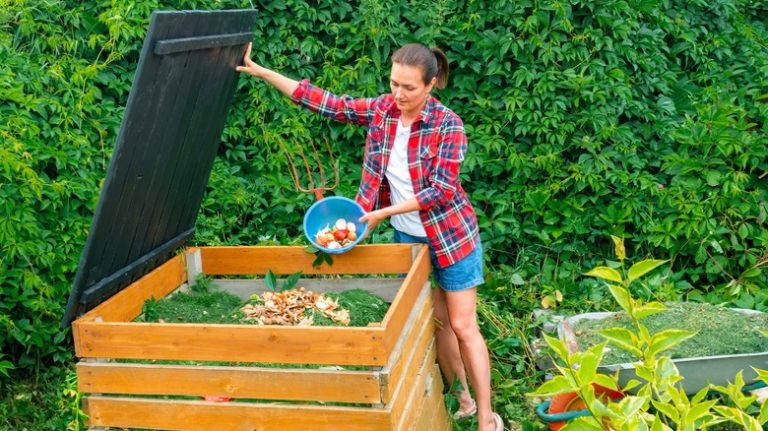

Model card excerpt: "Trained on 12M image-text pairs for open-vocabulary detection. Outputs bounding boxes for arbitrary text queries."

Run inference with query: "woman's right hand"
[236,42,268,79]
[235,42,300,97]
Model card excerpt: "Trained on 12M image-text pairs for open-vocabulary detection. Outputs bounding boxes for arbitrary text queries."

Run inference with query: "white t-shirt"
[385,119,428,237]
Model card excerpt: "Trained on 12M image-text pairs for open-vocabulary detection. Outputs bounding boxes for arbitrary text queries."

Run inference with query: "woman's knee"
[449,316,480,341]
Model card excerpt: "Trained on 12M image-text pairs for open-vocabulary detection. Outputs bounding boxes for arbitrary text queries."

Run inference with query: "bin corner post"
[186,249,203,289]
[411,244,422,262]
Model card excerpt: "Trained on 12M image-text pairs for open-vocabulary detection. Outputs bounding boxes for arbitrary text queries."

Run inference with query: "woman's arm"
[237,43,376,126]
[236,43,299,96]
[359,197,421,234]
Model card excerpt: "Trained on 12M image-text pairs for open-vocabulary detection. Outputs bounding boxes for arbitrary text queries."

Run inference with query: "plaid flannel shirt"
[291,79,479,268]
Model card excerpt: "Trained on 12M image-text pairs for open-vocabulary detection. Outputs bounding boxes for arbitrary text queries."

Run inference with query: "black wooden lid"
[61,10,258,326]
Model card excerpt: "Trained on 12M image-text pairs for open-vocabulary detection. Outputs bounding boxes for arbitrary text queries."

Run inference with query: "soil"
[573,301,768,365]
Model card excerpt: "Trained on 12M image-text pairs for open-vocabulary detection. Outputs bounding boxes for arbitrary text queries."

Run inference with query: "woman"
[237,42,502,431]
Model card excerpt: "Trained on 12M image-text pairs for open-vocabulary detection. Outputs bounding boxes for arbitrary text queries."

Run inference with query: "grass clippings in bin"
[573,302,768,365]
[137,288,388,328]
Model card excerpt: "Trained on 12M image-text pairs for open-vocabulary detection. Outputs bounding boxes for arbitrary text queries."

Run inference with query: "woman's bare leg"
[432,287,475,413]
[443,288,496,431]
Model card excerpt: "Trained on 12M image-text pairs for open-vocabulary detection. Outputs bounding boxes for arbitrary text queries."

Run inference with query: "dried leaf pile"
[240,287,351,326]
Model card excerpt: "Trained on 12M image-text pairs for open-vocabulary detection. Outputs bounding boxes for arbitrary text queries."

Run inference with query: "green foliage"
[0,354,13,379]
[191,273,212,293]
[0,365,81,431]
[262,269,301,292]
[531,247,768,430]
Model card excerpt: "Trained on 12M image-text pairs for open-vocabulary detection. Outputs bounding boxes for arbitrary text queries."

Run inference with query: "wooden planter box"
[72,244,450,431]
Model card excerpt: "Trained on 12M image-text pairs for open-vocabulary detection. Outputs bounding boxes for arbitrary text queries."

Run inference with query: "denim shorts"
[393,229,484,292]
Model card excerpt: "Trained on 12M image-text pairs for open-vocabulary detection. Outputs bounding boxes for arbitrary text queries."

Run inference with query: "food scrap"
[314,218,358,249]
[240,287,351,326]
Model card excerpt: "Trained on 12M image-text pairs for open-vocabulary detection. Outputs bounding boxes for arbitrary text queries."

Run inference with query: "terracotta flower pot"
[547,384,623,431]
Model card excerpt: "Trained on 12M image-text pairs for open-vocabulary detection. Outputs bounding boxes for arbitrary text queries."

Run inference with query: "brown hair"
[391,43,450,89]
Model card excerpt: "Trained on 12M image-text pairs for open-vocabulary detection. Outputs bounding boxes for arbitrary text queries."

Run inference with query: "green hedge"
[1,0,766,372]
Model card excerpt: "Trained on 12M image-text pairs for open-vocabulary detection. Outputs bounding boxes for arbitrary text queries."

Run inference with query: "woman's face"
[390,62,435,117]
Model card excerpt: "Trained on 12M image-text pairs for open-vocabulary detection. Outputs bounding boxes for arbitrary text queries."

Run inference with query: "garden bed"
[560,302,768,394]
[572,302,768,364]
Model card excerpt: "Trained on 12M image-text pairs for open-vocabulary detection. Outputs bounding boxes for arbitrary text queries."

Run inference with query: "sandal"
[452,397,477,420]
[492,412,504,431]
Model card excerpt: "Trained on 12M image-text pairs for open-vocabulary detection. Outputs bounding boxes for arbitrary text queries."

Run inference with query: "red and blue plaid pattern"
[291,79,479,268]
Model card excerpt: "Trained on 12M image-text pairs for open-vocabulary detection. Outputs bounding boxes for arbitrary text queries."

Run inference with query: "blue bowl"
[303,196,368,254]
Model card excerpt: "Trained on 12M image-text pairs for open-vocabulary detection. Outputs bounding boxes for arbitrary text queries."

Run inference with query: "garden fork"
[279,137,339,201]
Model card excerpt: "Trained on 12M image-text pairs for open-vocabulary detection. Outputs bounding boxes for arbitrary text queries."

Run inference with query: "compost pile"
[574,301,768,364]
[240,287,351,326]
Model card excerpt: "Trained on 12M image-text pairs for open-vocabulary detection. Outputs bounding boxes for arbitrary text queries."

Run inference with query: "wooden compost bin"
[72,244,450,431]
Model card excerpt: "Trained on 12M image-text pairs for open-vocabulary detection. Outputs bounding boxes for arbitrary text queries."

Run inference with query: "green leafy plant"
[304,245,334,268]
[191,273,212,294]
[529,237,768,430]
[61,367,87,431]
[263,269,302,292]
[0,354,13,389]
[140,297,160,322]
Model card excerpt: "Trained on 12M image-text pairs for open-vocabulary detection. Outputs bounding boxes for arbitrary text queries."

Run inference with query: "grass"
[573,301,768,365]
[137,287,389,327]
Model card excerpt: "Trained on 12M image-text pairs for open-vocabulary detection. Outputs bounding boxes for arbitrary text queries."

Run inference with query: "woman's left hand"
[359,209,389,239]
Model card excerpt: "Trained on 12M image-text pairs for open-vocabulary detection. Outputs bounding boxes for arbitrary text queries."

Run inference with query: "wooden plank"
[77,362,382,404]
[83,397,391,431]
[154,32,252,55]
[77,12,187,288]
[74,321,387,366]
[80,228,193,308]
[170,15,254,235]
[149,15,249,247]
[381,245,431,353]
[99,12,202,281]
[413,365,447,431]
[124,36,205,263]
[396,354,440,431]
[212,277,404,303]
[79,254,187,323]
[380,282,433,403]
[200,245,415,275]
[389,341,436,430]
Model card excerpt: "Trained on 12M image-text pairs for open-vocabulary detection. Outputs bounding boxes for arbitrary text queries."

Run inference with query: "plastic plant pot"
[303,196,368,254]
[543,384,624,431]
